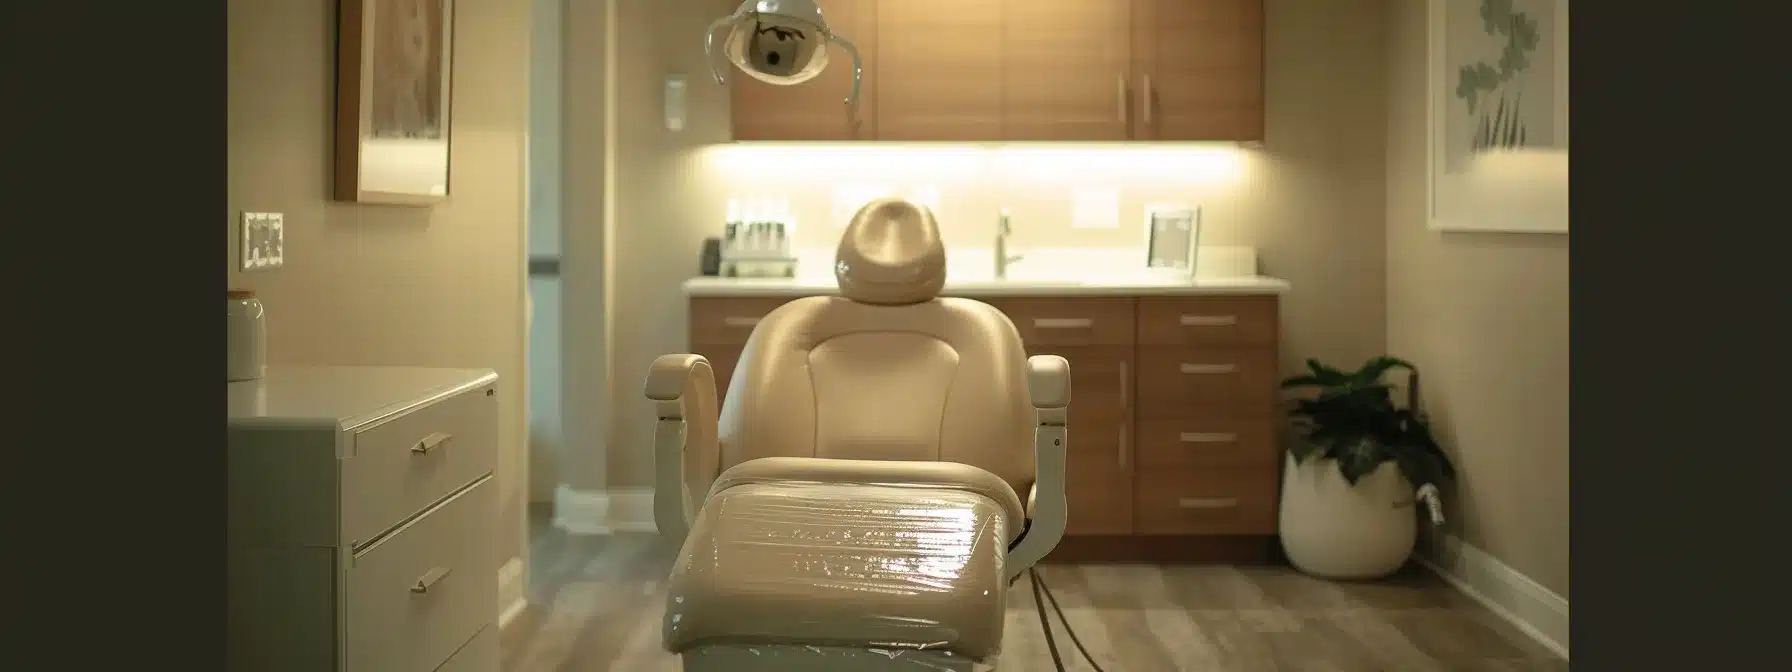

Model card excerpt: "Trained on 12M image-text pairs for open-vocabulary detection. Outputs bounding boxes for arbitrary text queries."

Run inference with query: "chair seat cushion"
[662,480,1011,660]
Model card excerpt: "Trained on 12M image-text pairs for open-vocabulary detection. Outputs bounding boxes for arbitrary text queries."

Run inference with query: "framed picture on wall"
[1427,0,1569,233]
[334,0,456,205]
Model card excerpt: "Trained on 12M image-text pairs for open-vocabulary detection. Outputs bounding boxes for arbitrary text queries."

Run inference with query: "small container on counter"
[227,289,267,382]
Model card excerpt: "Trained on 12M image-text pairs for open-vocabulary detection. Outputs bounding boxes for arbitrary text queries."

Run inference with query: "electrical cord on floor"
[1028,567,1109,672]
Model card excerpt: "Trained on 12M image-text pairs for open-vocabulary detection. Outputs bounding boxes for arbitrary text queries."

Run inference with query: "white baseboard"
[497,556,528,629]
[552,484,613,535]
[551,485,659,534]
[1417,534,1569,660]
[608,488,657,532]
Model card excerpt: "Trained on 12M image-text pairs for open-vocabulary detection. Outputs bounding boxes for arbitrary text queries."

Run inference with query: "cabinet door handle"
[1117,73,1128,123]
[411,432,453,454]
[1178,432,1238,444]
[410,566,452,594]
[1179,363,1238,375]
[1178,497,1237,510]
[1179,314,1238,327]
[722,316,761,328]
[1033,318,1093,330]
[1118,424,1128,469]
[1142,74,1153,125]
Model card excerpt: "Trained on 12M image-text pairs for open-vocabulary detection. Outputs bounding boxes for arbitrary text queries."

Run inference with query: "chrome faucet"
[995,209,1024,279]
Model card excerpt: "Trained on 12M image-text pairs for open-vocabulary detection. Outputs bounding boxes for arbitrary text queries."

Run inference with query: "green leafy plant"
[1280,356,1456,489]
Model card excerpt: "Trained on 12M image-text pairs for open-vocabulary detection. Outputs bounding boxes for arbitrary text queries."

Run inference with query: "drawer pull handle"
[1033,318,1093,330]
[1179,363,1238,375]
[411,432,453,454]
[722,316,761,328]
[1178,432,1238,444]
[1179,314,1238,327]
[411,566,452,594]
[1178,497,1238,510]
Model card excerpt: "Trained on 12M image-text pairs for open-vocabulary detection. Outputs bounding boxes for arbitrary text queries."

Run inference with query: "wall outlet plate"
[240,212,285,271]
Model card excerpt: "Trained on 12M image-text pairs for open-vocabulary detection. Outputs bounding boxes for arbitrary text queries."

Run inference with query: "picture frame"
[334,0,456,205]
[1426,0,1569,233]
[1142,204,1201,277]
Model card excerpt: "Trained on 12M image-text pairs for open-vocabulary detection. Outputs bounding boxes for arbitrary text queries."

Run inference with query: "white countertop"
[683,274,1291,298]
[228,366,498,431]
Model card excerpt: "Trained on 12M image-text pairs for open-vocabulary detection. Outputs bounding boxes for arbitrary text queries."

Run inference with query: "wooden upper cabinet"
[1132,0,1265,142]
[724,0,1265,142]
[728,0,877,141]
[1000,0,1133,141]
[874,0,1003,141]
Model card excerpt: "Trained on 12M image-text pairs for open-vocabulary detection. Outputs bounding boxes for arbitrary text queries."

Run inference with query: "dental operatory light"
[703,0,863,110]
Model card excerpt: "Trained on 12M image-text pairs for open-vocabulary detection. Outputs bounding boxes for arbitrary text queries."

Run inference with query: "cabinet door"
[728,0,877,141]
[1001,0,1133,141]
[1028,345,1135,535]
[1131,0,1264,141]
[875,0,1003,140]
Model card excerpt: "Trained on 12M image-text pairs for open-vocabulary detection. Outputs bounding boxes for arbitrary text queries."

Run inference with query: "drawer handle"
[411,432,453,454]
[1179,314,1238,327]
[1033,318,1094,330]
[411,566,452,594]
[722,316,762,328]
[1178,497,1238,510]
[1178,432,1238,444]
[1179,363,1238,375]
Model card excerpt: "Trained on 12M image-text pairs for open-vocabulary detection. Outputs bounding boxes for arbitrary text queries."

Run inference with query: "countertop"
[682,274,1291,298]
[227,366,498,431]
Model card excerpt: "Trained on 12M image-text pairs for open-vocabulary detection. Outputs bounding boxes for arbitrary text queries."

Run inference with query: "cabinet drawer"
[435,626,497,672]
[985,297,1136,346]
[690,297,793,345]
[1134,346,1278,421]
[344,384,497,548]
[1135,468,1278,535]
[346,477,496,672]
[1137,296,1278,347]
[1135,417,1278,469]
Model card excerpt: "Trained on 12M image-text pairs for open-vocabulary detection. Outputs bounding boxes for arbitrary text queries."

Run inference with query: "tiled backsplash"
[692,143,1265,253]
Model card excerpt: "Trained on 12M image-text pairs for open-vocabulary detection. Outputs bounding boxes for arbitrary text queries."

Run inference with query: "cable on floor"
[1028,566,1110,672]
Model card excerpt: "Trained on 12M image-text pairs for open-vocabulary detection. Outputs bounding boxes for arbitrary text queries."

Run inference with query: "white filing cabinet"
[227,366,502,672]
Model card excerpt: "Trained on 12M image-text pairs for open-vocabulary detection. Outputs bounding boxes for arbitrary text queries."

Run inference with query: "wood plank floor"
[502,512,1567,671]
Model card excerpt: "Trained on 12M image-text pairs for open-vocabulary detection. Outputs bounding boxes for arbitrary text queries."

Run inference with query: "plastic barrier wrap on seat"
[663,480,1013,669]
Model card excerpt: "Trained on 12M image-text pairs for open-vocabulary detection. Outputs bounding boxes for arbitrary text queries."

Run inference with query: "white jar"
[227,290,267,382]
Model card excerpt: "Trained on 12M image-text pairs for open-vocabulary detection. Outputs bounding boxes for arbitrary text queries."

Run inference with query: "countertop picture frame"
[1143,203,1202,276]
[1426,0,1569,233]
[334,0,457,205]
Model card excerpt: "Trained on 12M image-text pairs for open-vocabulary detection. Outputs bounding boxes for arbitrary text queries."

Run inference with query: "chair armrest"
[643,354,722,542]
[1009,355,1070,580]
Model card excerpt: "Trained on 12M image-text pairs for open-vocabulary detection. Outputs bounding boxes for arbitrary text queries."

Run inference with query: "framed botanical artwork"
[1427,0,1569,233]
[334,0,456,205]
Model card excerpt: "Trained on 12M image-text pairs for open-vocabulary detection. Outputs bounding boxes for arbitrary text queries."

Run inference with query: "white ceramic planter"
[1278,452,1417,580]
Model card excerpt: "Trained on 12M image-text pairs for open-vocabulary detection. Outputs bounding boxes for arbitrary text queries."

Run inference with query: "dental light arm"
[645,354,723,543]
[702,0,864,110]
[1008,354,1071,583]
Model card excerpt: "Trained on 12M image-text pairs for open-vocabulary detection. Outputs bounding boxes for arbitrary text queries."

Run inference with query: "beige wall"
[1384,0,1570,595]
[227,0,532,570]
[585,0,1392,488]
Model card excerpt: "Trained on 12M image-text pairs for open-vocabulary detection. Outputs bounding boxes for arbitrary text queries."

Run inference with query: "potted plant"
[1277,356,1454,579]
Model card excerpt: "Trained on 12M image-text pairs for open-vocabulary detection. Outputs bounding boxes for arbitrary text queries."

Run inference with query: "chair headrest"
[835,198,946,305]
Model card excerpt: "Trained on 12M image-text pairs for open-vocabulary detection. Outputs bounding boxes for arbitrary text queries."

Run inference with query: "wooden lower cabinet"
[686,292,1283,562]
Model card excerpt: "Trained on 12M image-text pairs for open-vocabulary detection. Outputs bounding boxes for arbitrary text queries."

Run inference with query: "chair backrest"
[710,198,1037,499]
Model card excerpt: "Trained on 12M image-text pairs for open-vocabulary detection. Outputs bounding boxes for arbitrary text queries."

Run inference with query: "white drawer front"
[436,626,498,672]
[344,384,497,548]
[346,477,496,672]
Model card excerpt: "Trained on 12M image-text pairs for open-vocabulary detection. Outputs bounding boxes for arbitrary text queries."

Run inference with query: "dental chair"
[643,197,1070,671]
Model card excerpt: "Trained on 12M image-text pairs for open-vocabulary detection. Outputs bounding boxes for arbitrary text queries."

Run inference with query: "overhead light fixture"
[703,0,862,110]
